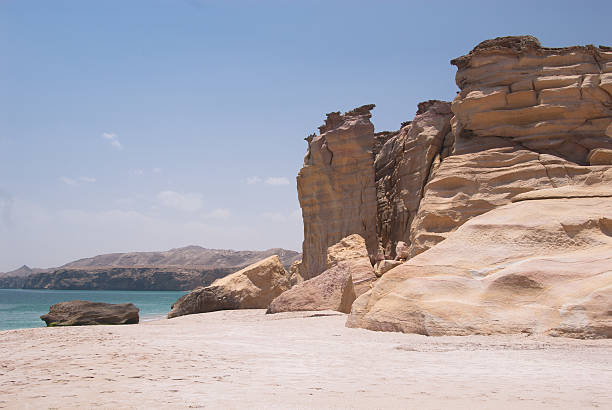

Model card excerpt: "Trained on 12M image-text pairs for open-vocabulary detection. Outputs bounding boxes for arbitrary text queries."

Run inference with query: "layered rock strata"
[347,187,612,338]
[450,36,612,165]
[298,105,378,278]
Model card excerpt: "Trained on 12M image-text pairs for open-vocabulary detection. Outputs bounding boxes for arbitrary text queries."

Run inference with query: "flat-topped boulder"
[40,300,139,326]
[168,255,290,318]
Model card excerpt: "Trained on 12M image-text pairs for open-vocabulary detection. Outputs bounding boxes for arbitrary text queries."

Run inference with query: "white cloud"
[246,176,262,184]
[157,190,202,212]
[205,208,231,220]
[265,177,290,186]
[60,176,96,186]
[152,168,162,174]
[102,132,122,150]
[132,169,144,176]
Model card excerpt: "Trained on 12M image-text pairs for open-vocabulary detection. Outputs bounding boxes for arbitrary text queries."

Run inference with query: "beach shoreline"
[1,309,611,409]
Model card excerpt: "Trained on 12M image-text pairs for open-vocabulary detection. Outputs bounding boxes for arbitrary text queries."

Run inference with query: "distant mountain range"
[0,246,301,290]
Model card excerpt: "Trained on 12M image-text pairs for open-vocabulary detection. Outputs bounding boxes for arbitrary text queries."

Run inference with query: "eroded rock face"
[40,300,139,326]
[347,189,612,338]
[266,263,356,314]
[326,234,376,297]
[407,146,612,258]
[298,105,378,279]
[167,255,290,318]
[375,100,453,257]
[451,35,612,164]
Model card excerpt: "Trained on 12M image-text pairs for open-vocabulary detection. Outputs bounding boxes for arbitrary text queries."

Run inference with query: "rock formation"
[4,246,300,291]
[347,186,612,338]
[450,36,612,165]
[266,263,356,314]
[325,234,376,296]
[266,234,374,314]
[167,255,290,318]
[295,36,612,338]
[375,100,453,257]
[298,105,378,278]
[40,300,139,326]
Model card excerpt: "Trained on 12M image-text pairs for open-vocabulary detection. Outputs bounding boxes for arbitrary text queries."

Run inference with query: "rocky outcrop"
[406,146,612,258]
[298,105,378,278]
[325,234,376,296]
[6,246,300,290]
[266,263,356,314]
[266,234,374,314]
[23,266,237,291]
[347,189,612,338]
[62,246,300,269]
[40,300,139,326]
[375,100,453,257]
[167,255,290,318]
[450,36,612,164]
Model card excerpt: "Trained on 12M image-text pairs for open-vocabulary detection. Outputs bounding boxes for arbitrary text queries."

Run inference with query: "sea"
[0,289,188,331]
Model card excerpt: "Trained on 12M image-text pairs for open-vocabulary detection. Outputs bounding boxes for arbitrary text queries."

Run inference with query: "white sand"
[1,309,611,409]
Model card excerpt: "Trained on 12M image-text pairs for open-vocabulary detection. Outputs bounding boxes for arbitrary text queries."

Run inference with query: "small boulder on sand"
[168,255,290,318]
[40,300,139,326]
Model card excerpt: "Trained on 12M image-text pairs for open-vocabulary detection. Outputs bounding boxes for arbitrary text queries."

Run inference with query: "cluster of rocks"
[294,36,612,339]
[40,36,612,339]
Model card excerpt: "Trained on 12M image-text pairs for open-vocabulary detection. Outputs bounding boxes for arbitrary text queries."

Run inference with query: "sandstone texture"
[325,234,376,296]
[167,255,290,318]
[375,100,453,257]
[298,105,378,278]
[40,300,139,326]
[266,263,356,314]
[347,191,612,338]
[451,36,612,164]
[295,36,612,338]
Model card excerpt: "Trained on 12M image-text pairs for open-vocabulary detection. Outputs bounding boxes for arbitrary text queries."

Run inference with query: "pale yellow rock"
[168,255,290,318]
[451,36,612,164]
[407,145,612,258]
[298,105,378,279]
[374,260,402,278]
[347,193,612,339]
[326,234,376,297]
[588,148,612,165]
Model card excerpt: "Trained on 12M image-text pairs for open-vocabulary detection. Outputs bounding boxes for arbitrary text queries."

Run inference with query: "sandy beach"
[1,310,611,409]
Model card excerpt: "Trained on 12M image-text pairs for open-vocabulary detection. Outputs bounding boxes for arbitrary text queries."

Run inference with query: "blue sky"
[1,0,611,271]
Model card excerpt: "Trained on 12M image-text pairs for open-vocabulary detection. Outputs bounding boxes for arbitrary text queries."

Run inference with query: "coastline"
[1,309,611,409]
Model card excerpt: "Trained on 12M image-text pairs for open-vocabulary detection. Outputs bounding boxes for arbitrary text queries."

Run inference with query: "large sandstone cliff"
[298,105,378,279]
[296,36,612,338]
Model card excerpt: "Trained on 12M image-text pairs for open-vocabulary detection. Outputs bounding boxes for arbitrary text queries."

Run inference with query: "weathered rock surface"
[347,192,612,338]
[167,256,290,318]
[375,100,453,257]
[298,105,378,278]
[451,36,612,164]
[266,263,356,314]
[588,148,612,165]
[374,260,402,278]
[40,300,139,326]
[407,146,612,258]
[326,234,376,297]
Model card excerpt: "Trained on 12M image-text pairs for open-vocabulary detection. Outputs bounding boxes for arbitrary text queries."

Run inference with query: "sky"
[1,0,611,271]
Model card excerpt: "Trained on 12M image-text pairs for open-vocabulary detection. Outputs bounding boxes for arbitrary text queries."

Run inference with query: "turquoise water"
[0,289,188,331]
